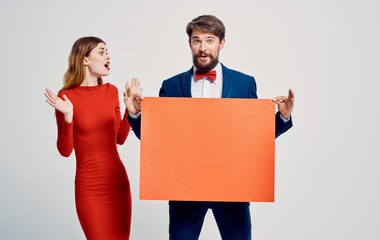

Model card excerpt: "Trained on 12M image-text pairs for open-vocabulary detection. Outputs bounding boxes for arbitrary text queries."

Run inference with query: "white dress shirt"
[191,62,223,98]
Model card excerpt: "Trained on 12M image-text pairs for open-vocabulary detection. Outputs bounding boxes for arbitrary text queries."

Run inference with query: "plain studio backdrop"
[0,0,379,239]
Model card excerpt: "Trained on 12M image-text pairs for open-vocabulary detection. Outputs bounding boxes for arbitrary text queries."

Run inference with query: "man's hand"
[273,89,294,120]
[124,77,143,115]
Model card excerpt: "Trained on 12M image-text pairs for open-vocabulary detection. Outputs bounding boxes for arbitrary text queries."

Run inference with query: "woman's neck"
[81,72,99,86]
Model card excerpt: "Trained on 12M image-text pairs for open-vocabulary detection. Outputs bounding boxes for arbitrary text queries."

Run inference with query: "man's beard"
[193,52,219,73]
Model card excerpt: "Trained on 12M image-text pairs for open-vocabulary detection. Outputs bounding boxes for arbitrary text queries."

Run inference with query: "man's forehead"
[191,30,218,38]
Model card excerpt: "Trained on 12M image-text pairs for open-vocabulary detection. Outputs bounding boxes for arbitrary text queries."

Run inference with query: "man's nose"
[199,42,207,52]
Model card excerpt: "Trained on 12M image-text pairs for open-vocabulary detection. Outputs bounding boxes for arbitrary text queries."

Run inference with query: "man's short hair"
[186,15,225,41]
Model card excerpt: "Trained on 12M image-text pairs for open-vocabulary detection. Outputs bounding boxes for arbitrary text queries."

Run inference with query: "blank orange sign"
[140,97,275,202]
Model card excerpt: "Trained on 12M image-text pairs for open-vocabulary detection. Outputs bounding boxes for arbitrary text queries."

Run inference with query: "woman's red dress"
[56,83,132,239]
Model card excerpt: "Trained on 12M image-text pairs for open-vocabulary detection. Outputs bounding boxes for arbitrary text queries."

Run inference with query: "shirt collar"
[192,62,222,84]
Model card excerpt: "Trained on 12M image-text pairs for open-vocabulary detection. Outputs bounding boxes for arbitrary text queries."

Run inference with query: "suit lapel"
[221,64,233,98]
[180,68,193,97]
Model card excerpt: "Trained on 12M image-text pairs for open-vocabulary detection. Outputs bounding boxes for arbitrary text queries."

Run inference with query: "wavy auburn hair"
[60,36,105,92]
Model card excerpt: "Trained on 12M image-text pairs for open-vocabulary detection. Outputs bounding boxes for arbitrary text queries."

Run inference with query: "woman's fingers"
[44,92,59,107]
[131,77,136,87]
[125,81,130,91]
[45,97,55,107]
[62,94,70,102]
[45,88,57,100]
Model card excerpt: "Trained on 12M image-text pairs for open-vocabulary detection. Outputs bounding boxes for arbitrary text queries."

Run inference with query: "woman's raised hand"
[44,88,73,123]
[124,77,143,115]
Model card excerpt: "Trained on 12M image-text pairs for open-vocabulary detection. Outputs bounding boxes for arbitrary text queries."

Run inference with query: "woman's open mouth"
[105,62,110,70]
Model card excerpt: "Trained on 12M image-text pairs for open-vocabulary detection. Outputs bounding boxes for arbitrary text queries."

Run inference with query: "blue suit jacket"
[128,64,292,139]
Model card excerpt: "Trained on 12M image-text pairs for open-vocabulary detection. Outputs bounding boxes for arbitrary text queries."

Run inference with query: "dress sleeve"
[55,107,74,157]
[115,89,131,145]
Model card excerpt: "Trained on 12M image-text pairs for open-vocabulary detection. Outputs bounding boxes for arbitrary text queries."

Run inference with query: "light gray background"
[1,0,379,239]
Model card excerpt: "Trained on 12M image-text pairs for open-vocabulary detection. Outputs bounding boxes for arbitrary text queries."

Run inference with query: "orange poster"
[140,97,275,202]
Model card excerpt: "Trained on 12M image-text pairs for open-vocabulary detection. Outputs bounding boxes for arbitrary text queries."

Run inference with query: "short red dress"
[55,83,132,239]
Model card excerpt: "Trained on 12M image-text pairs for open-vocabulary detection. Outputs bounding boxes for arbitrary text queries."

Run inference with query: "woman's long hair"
[60,36,105,92]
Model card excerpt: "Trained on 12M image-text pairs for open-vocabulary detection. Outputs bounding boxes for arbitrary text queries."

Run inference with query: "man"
[127,15,294,240]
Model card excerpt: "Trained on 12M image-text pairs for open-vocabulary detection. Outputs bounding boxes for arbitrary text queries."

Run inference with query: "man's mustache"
[194,52,212,58]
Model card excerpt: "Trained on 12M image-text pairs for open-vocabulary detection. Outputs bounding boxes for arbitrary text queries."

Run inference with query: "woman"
[44,36,142,239]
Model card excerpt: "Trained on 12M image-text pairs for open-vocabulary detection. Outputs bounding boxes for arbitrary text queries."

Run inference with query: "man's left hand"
[273,89,294,120]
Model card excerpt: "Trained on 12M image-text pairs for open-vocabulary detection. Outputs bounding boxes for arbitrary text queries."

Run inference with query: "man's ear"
[219,38,225,51]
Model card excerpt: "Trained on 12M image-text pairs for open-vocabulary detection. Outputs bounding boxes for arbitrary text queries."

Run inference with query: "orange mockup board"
[140,97,275,202]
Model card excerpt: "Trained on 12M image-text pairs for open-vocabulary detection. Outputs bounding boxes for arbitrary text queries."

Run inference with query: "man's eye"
[207,40,214,43]
[194,40,200,43]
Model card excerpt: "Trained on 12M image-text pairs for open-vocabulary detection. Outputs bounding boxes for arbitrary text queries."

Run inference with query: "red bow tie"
[195,70,216,81]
